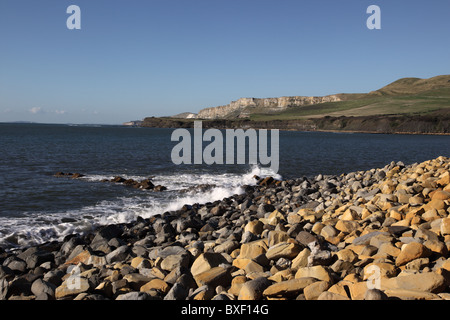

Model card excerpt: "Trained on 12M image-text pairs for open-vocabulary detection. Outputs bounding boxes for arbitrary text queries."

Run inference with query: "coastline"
[1,157,449,300]
[139,113,450,136]
[312,129,450,136]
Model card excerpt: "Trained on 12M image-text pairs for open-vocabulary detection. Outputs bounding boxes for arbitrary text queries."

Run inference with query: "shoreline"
[1,157,450,300]
[312,129,450,136]
[140,113,450,136]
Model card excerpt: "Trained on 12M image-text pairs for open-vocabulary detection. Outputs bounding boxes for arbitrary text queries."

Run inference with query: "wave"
[0,165,281,249]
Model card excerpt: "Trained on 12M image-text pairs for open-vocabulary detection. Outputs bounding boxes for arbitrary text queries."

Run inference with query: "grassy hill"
[142,75,450,134]
[249,75,450,121]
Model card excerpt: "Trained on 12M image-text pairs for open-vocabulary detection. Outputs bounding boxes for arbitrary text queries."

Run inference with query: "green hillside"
[249,75,450,121]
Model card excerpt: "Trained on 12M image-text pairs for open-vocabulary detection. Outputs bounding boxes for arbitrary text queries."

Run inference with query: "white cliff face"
[196,95,341,119]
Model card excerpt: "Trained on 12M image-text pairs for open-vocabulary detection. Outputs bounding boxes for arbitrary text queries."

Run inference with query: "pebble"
[1,156,449,300]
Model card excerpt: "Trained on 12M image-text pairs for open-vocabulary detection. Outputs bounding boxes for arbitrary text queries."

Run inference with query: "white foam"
[0,165,282,249]
[81,174,151,182]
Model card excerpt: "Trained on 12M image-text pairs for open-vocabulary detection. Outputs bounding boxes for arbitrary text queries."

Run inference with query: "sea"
[0,123,449,249]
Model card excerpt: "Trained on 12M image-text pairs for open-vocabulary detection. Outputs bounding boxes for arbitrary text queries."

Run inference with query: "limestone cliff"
[195,95,342,119]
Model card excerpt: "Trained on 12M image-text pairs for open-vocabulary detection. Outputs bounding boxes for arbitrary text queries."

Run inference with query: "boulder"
[164,283,188,300]
[105,245,130,264]
[295,266,333,283]
[31,278,56,298]
[140,279,170,294]
[55,277,91,299]
[160,254,190,272]
[244,220,264,235]
[238,241,267,260]
[238,277,271,300]
[395,242,431,266]
[193,266,232,288]
[303,280,331,300]
[266,242,301,261]
[190,252,229,277]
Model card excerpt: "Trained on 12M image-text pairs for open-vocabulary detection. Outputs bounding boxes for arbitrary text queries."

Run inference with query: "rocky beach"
[1,157,450,301]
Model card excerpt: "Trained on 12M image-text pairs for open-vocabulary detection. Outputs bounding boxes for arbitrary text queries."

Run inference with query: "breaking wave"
[0,165,280,249]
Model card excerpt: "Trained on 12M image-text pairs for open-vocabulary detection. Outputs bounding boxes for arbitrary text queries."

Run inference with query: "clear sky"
[1,0,450,124]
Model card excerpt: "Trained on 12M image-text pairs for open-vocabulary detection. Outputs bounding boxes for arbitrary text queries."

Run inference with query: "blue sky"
[1,0,449,124]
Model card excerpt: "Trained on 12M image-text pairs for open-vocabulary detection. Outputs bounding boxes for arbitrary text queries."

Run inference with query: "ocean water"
[0,123,449,249]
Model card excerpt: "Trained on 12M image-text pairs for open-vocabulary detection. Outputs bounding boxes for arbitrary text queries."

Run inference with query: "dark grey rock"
[115,291,152,300]
[296,231,319,247]
[35,292,53,300]
[164,282,188,300]
[59,237,84,257]
[26,251,54,269]
[238,277,271,300]
[212,293,231,300]
[240,231,258,244]
[6,257,27,273]
[90,238,112,254]
[43,269,65,286]
[108,237,126,249]
[156,246,187,259]
[352,231,390,246]
[132,244,149,257]
[0,278,9,300]
[106,245,130,264]
[0,265,13,280]
[8,275,35,296]
[308,249,333,267]
[81,293,109,300]
[31,278,56,298]
[364,289,388,300]
[17,247,38,261]
[176,272,197,290]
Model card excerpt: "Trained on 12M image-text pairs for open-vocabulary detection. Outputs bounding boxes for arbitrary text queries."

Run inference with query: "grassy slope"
[248,76,450,121]
[142,75,450,133]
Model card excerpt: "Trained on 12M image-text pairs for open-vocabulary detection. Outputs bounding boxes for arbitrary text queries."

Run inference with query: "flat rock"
[352,232,390,246]
[238,241,267,260]
[384,288,441,300]
[295,231,319,247]
[193,266,232,288]
[381,272,447,293]
[317,291,350,300]
[263,277,317,297]
[295,266,332,283]
[115,292,152,300]
[266,242,301,260]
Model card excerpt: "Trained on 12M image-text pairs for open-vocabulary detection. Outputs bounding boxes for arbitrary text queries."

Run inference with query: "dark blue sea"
[0,123,449,249]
